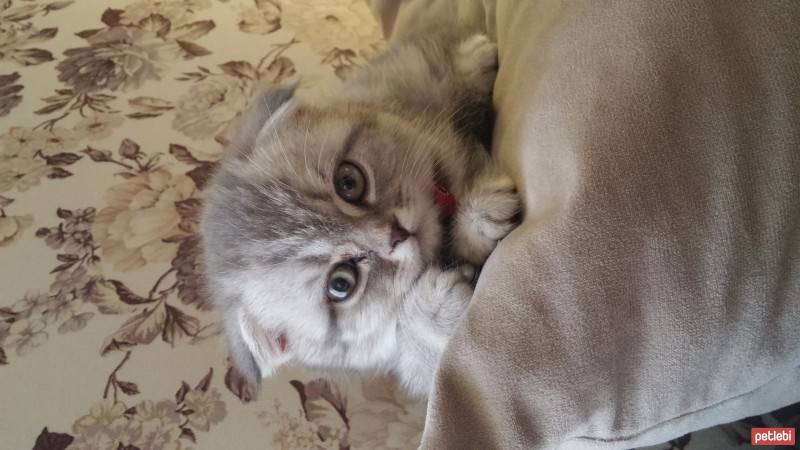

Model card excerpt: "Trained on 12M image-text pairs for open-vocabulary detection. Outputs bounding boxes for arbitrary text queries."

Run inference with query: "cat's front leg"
[451,34,520,265]
[395,265,474,397]
[455,33,498,95]
[454,161,522,266]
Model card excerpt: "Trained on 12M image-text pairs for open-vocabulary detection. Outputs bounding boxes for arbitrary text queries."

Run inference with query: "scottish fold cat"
[202,31,520,398]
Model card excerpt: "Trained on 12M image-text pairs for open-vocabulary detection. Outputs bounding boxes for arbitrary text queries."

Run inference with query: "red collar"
[433,184,457,218]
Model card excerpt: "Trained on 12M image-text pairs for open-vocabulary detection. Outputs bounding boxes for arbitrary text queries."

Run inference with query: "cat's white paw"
[426,266,472,299]
[458,264,476,283]
[406,267,473,327]
[455,33,498,94]
[455,172,521,265]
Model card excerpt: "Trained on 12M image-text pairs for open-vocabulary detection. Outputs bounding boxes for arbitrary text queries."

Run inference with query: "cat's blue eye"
[334,162,366,203]
[327,262,358,302]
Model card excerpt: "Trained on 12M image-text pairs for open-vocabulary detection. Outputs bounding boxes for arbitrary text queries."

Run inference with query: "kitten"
[201,31,520,398]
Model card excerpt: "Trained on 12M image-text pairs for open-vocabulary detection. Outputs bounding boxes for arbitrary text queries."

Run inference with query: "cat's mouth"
[432,170,456,218]
[432,166,459,267]
[433,184,456,217]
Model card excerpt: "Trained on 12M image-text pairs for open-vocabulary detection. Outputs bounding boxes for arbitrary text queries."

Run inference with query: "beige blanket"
[371,1,800,448]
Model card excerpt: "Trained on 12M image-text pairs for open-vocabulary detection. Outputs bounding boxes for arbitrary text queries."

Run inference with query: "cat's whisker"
[262,95,302,181]
[407,123,443,180]
[243,146,271,176]
[399,103,434,176]
[302,117,314,181]
[318,120,333,183]
[407,102,464,179]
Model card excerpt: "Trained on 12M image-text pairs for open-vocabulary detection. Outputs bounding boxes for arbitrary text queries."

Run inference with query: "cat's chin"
[385,229,435,267]
[417,204,443,263]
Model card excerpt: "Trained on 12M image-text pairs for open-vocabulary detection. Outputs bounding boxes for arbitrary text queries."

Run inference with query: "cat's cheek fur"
[232,267,331,372]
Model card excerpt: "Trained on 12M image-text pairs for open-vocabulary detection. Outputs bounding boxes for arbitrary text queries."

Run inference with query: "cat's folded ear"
[229,85,297,158]
[225,306,291,390]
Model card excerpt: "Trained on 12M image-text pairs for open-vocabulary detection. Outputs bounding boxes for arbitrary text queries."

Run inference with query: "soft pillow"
[369,0,800,448]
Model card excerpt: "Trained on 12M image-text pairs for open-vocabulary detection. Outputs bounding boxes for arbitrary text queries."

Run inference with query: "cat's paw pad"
[456,33,498,93]
[455,174,521,264]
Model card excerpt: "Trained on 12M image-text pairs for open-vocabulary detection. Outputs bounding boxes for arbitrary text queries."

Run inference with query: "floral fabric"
[0,1,794,449]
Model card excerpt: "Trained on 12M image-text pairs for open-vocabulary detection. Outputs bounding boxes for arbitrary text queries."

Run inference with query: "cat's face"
[202,92,467,381]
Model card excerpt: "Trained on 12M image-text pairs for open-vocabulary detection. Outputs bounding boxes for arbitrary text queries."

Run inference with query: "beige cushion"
[369,0,800,448]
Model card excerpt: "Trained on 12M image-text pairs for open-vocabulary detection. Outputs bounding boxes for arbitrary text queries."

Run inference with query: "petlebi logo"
[750,428,795,446]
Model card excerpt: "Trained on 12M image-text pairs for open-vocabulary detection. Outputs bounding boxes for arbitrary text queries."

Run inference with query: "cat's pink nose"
[390,221,410,249]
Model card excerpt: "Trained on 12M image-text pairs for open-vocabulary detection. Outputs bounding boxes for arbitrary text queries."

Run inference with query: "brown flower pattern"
[94,167,195,271]
[237,0,281,35]
[56,10,213,96]
[0,0,68,67]
[0,213,33,247]
[0,1,786,450]
[0,72,24,116]
[172,72,251,139]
